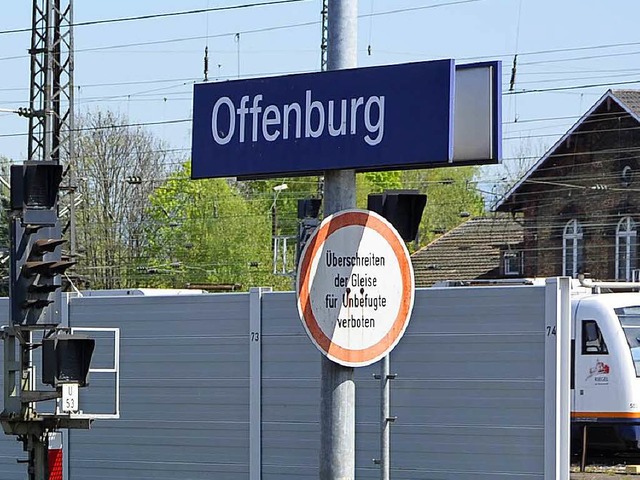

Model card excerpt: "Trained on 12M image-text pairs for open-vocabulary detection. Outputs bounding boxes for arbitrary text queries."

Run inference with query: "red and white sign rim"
[296,209,415,367]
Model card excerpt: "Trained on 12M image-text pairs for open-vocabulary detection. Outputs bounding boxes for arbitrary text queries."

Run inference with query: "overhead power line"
[505,78,640,96]
[0,0,478,38]
[0,0,309,35]
[0,117,191,139]
[0,1,485,58]
[2,88,638,143]
[364,0,481,18]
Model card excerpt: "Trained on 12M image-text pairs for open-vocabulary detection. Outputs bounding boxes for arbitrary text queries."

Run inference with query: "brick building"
[496,89,640,281]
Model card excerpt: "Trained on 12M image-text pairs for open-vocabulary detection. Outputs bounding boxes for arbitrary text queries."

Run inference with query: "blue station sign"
[191,60,455,179]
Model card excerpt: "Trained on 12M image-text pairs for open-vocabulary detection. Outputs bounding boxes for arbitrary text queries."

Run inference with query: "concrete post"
[319,1,358,479]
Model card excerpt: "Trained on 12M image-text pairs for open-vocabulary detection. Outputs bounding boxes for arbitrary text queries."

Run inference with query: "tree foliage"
[401,167,485,248]
[143,163,286,290]
[236,176,322,237]
[353,167,484,249]
[74,110,171,289]
[485,136,547,203]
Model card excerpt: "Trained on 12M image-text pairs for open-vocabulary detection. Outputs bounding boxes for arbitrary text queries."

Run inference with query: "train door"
[574,318,611,415]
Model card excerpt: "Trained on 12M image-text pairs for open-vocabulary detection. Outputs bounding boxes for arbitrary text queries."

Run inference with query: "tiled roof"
[612,90,640,117]
[411,216,524,288]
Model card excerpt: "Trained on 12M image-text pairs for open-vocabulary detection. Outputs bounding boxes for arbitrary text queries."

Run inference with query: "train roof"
[431,278,640,309]
[572,291,640,309]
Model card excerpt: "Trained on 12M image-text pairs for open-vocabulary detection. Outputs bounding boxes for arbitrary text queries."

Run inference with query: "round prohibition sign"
[296,209,415,367]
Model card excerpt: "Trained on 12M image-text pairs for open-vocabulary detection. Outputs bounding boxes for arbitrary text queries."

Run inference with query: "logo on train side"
[586,359,610,384]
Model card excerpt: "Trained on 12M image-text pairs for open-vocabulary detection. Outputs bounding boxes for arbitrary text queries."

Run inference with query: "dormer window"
[503,251,522,276]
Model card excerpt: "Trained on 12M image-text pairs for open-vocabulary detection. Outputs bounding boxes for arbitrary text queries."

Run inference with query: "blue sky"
[1,0,640,187]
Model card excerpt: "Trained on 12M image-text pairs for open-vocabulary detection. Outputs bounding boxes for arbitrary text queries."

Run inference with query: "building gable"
[493,89,640,281]
[495,90,640,212]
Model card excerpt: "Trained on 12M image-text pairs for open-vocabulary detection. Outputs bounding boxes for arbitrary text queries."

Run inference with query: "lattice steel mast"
[1,2,81,480]
[27,0,76,251]
[320,0,328,72]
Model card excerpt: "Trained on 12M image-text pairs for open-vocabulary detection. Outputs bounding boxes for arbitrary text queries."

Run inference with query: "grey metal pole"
[380,355,390,480]
[29,433,49,480]
[320,1,358,479]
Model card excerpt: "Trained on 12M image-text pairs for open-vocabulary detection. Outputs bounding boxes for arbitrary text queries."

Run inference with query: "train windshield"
[615,306,640,377]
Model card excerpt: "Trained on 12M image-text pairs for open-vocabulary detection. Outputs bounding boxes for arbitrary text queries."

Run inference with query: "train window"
[582,320,608,355]
[615,306,640,376]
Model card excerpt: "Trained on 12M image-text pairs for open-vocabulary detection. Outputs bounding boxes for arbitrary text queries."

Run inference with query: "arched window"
[616,217,637,281]
[563,219,583,278]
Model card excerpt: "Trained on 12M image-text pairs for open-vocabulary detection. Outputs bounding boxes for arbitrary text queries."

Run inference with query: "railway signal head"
[9,161,72,326]
[42,333,95,387]
[367,190,427,242]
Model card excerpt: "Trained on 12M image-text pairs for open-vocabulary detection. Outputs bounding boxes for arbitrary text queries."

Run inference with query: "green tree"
[401,166,485,248]
[355,171,403,208]
[143,163,287,290]
[352,167,484,249]
[142,165,483,290]
[236,176,322,237]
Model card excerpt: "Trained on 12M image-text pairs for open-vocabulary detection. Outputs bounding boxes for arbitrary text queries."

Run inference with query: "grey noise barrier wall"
[0,280,570,479]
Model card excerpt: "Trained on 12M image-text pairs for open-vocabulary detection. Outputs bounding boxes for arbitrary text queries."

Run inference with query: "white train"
[570,288,640,452]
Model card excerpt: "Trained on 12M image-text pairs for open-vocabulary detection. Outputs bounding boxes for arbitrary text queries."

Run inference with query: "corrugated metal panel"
[260,286,548,479]
[260,292,320,480]
[0,283,554,479]
[68,293,251,480]
[0,298,25,479]
[384,286,547,478]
